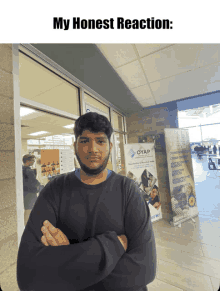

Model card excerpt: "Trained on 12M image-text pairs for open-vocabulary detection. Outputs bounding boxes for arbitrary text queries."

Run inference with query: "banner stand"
[124,143,162,223]
[164,128,199,227]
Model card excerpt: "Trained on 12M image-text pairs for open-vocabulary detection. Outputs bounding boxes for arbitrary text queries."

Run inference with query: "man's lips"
[87,156,100,160]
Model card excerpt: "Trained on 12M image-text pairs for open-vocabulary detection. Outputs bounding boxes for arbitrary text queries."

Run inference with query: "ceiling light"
[63,123,75,129]
[20,107,36,117]
[28,131,49,136]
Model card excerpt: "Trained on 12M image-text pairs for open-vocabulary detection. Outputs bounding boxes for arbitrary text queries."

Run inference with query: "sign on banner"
[124,143,162,223]
[164,128,199,226]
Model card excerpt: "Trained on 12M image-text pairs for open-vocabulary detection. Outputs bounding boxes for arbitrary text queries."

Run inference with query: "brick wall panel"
[0,69,14,98]
[0,179,16,211]
[0,124,15,151]
[0,95,14,124]
[0,233,18,274]
[0,151,15,179]
[0,45,13,73]
[0,206,17,241]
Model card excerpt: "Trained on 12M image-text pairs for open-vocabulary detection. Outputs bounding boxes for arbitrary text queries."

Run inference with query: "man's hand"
[117,235,128,251]
[41,220,70,246]
[153,202,161,210]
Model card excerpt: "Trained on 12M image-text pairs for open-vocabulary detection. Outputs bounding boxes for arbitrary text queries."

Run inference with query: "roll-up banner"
[164,128,199,226]
[124,143,162,223]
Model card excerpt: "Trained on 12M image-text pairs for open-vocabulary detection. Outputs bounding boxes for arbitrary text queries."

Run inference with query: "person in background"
[22,154,41,225]
[213,145,217,155]
[17,112,156,291]
[148,185,161,210]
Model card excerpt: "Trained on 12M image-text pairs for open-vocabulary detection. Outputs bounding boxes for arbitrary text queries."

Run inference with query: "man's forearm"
[17,231,125,291]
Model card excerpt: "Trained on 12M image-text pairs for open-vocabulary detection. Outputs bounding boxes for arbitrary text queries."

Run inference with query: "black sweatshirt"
[17,170,157,291]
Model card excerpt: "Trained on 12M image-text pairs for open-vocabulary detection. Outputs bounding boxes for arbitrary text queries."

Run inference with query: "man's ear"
[109,142,113,152]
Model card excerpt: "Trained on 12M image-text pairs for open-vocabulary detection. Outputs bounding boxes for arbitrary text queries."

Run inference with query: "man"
[17,112,156,291]
[22,154,41,225]
[148,185,161,210]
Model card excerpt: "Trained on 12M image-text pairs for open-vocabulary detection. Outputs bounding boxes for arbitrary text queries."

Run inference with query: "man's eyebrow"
[96,137,107,140]
[79,136,107,140]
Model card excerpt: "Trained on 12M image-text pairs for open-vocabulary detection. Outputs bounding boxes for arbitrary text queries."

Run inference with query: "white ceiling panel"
[139,98,156,107]
[116,60,147,89]
[96,44,137,68]
[135,44,173,58]
[196,44,220,68]
[150,62,220,104]
[141,44,200,83]
[130,84,153,100]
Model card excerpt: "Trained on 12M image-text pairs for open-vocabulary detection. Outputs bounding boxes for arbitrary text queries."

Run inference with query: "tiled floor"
[148,154,220,291]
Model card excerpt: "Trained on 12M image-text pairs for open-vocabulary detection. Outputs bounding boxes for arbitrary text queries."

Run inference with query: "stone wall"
[0,44,19,290]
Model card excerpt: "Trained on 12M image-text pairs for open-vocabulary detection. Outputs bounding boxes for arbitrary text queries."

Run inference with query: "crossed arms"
[17,180,156,291]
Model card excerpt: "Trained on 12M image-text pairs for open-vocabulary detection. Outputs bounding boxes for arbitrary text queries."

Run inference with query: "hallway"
[148,153,220,291]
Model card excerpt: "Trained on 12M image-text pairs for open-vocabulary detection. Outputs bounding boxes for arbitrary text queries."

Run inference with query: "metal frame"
[13,44,25,247]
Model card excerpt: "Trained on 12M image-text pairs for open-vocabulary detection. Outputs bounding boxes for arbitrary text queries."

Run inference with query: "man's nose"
[88,141,99,152]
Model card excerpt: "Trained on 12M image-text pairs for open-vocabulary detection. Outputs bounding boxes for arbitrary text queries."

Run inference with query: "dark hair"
[152,185,158,191]
[74,112,113,142]
[23,154,35,164]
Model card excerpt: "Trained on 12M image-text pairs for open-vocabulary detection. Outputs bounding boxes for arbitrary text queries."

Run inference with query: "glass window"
[21,106,79,209]
[19,53,80,116]
[84,93,110,118]
[201,124,220,142]
[187,127,202,143]
[114,132,126,176]
[112,111,124,131]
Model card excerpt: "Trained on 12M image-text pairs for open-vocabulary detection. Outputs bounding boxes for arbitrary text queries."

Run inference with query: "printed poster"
[59,149,75,174]
[124,143,162,223]
[40,149,60,181]
[40,149,75,182]
[164,128,199,226]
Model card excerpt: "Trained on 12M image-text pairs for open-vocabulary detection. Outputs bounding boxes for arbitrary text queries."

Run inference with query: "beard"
[75,150,111,176]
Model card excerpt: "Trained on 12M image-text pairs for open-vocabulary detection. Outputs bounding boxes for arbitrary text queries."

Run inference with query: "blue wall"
[143,90,220,128]
[177,90,220,112]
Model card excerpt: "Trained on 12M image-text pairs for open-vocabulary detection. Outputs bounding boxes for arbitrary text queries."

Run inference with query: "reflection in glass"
[113,111,124,131]
[114,132,126,176]
[21,105,77,225]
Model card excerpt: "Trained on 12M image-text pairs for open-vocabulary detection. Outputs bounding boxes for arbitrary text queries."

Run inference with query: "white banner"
[124,143,162,223]
[164,128,199,226]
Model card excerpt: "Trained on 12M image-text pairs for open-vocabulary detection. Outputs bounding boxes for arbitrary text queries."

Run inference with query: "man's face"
[74,130,113,176]
[27,159,35,166]
[150,189,158,199]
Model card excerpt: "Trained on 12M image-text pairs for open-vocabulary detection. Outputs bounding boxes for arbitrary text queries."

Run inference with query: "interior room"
[0,43,220,291]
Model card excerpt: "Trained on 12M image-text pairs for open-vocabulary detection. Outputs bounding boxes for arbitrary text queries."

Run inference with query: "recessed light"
[28,131,49,136]
[63,124,75,129]
[20,107,36,117]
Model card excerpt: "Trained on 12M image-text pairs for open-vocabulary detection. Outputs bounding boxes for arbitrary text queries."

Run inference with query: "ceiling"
[96,44,220,108]
[20,44,220,142]
[31,43,220,117]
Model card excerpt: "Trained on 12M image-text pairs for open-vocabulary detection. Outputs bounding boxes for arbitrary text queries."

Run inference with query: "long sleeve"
[93,179,157,291]
[23,166,41,193]
[17,180,125,291]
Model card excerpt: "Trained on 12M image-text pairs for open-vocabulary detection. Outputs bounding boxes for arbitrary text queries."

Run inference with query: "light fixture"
[28,131,49,136]
[63,123,75,129]
[20,107,36,117]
